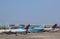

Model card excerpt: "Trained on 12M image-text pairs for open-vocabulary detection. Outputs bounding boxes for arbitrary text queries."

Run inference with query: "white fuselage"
[0,29,26,34]
[0,29,5,33]
[4,29,26,32]
[44,28,59,32]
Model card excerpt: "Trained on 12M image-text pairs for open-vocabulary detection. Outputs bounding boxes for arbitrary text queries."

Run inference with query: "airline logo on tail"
[52,24,57,29]
[25,24,30,29]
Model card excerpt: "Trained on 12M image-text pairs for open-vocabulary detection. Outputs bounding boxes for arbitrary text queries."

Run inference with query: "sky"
[0,0,60,25]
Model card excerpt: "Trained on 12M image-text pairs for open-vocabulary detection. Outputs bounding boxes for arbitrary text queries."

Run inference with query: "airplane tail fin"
[25,24,30,29]
[52,24,57,29]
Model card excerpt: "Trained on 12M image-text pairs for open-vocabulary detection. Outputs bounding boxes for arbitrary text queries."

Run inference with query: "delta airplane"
[44,24,60,32]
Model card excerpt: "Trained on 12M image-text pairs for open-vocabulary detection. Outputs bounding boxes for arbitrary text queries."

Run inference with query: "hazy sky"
[0,0,60,24]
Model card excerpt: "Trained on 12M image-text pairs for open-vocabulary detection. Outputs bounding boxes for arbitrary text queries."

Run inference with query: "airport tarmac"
[0,32,60,39]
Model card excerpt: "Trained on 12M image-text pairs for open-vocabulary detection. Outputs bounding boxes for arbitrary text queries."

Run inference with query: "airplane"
[43,24,60,32]
[0,26,10,34]
[3,24,44,34]
[0,29,5,34]
[3,27,26,34]
[28,25,44,33]
[1,24,59,35]
[14,24,44,33]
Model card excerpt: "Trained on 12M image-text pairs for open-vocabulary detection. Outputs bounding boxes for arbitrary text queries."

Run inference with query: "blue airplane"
[15,24,44,33]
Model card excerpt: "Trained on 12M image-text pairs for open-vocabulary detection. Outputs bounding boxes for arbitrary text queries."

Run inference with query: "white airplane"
[3,24,30,34]
[0,29,5,34]
[3,24,44,34]
[44,24,60,32]
[0,26,9,34]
